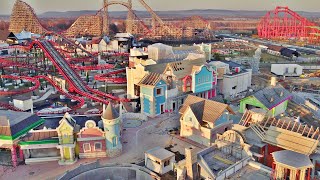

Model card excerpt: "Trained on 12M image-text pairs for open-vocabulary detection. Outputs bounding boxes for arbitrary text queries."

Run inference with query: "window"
[112,136,118,147]
[94,142,102,151]
[156,88,162,96]
[83,143,91,152]
[189,117,192,122]
[164,160,170,167]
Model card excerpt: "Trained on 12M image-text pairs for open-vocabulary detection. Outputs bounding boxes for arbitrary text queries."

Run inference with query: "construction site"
[1,0,320,180]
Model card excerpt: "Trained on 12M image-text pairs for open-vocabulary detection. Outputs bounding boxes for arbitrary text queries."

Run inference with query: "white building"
[13,96,33,112]
[145,147,175,175]
[210,60,252,98]
[271,64,303,77]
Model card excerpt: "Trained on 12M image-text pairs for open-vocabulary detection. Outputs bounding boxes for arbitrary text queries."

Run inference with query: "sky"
[1,0,320,15]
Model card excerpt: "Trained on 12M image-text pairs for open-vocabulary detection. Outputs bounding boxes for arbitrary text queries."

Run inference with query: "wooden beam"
[302,125,308,135]
[297,123,302,133]
[276,118,282,127]
[291,122,297,131]
[286,121,291,130]
[281,120,287,129]
[311,127,319,139]
[263,117,270,128]
[307,126,314,137]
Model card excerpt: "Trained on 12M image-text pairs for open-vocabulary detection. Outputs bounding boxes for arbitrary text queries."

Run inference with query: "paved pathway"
[0,113,202,180]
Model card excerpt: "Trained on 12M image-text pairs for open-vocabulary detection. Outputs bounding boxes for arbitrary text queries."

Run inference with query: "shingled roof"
[0,111,44,139]
[138,72,164,87]
[251,85,292,110]
[179,95,235,125]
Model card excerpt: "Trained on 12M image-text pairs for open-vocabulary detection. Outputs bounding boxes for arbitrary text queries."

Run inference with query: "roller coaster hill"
[0,36,133,114]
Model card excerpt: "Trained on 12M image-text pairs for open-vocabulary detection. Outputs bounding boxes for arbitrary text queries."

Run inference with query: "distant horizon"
[1,0,320,16]
[1,7,320,16]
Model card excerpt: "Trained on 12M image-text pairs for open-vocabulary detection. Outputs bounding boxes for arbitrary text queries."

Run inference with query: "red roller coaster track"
[30,40,129,104]
[257,6,320,43]
[94,68,127,84]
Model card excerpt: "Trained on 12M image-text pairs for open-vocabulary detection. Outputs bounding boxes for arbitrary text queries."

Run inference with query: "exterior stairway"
[250,123,266,140]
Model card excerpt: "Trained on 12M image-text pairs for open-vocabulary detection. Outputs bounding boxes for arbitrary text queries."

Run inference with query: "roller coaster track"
[0,75,40,96]
[30,40,129,104]
[94,68,127,84]
[0,75,85,112]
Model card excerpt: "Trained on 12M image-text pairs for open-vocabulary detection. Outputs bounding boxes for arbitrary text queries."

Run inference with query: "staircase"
[250,123,266,140]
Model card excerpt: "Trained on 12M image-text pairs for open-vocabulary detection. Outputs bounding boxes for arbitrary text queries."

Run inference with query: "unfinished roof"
[146,147,175,161]
[0,110,43,138]
[272,150,313,169]
[138,72,163,87]
[144,63,167,74]
[21,130,58,142]
[251,84,292,110]
[179,95,235,125]
[102,103,119,120]
[264,126,318,155]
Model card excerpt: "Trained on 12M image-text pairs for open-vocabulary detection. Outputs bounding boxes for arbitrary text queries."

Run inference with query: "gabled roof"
[264,126,318,155]
[102,103,119,120]
[138,72,164,87]
[58,112,76,129]
[0,111,44,139]
[251,85,292,110]
[179,95,235,125]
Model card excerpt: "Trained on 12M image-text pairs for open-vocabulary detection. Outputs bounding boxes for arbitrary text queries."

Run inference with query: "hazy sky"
[1,0,320,15]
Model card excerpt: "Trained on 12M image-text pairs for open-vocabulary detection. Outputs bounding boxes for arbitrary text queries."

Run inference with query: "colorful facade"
[0,103,123,167]
[139,73,167,117]
[179,95,235,146]
[77,120,106,158]
[0,111,45,167]
[239,84,292,117]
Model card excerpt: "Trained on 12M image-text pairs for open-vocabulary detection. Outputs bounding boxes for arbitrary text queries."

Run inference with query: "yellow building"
[56,113,78,165]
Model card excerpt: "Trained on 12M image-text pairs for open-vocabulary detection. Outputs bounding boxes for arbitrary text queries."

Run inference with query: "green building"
[239,85,292,117]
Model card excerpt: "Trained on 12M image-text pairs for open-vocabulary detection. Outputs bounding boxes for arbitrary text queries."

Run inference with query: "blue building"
[138,72,167,117]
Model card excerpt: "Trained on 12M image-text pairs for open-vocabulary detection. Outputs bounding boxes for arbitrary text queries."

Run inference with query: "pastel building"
[209,60,252,99]
[179,95,235,146]
[138,73,167,117]
[56,113,78,165]
[7,103,123,166]
[239,84,292,117]
[145,147,175,175]
[0,111,44,167]
[102,103,122,157]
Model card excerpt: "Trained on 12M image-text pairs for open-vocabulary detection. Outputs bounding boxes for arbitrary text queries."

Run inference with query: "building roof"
[102,103,119,120]
[21,130,58,142]
[0,110,43,138]
[146,146,175,161]
[179,95,235,125]
[251,84,292,110]
[138,72,164,87]
[144,63,167,74]
[272,150,313,169]
[264,126,318,155]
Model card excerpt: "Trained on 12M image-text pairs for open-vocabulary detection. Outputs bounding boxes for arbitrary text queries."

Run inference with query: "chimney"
[185,146,197,180]
[270,76,277,86]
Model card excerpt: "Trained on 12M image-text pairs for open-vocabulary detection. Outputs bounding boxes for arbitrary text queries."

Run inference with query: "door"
[172,102,176,112]
[160,104,164,114]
